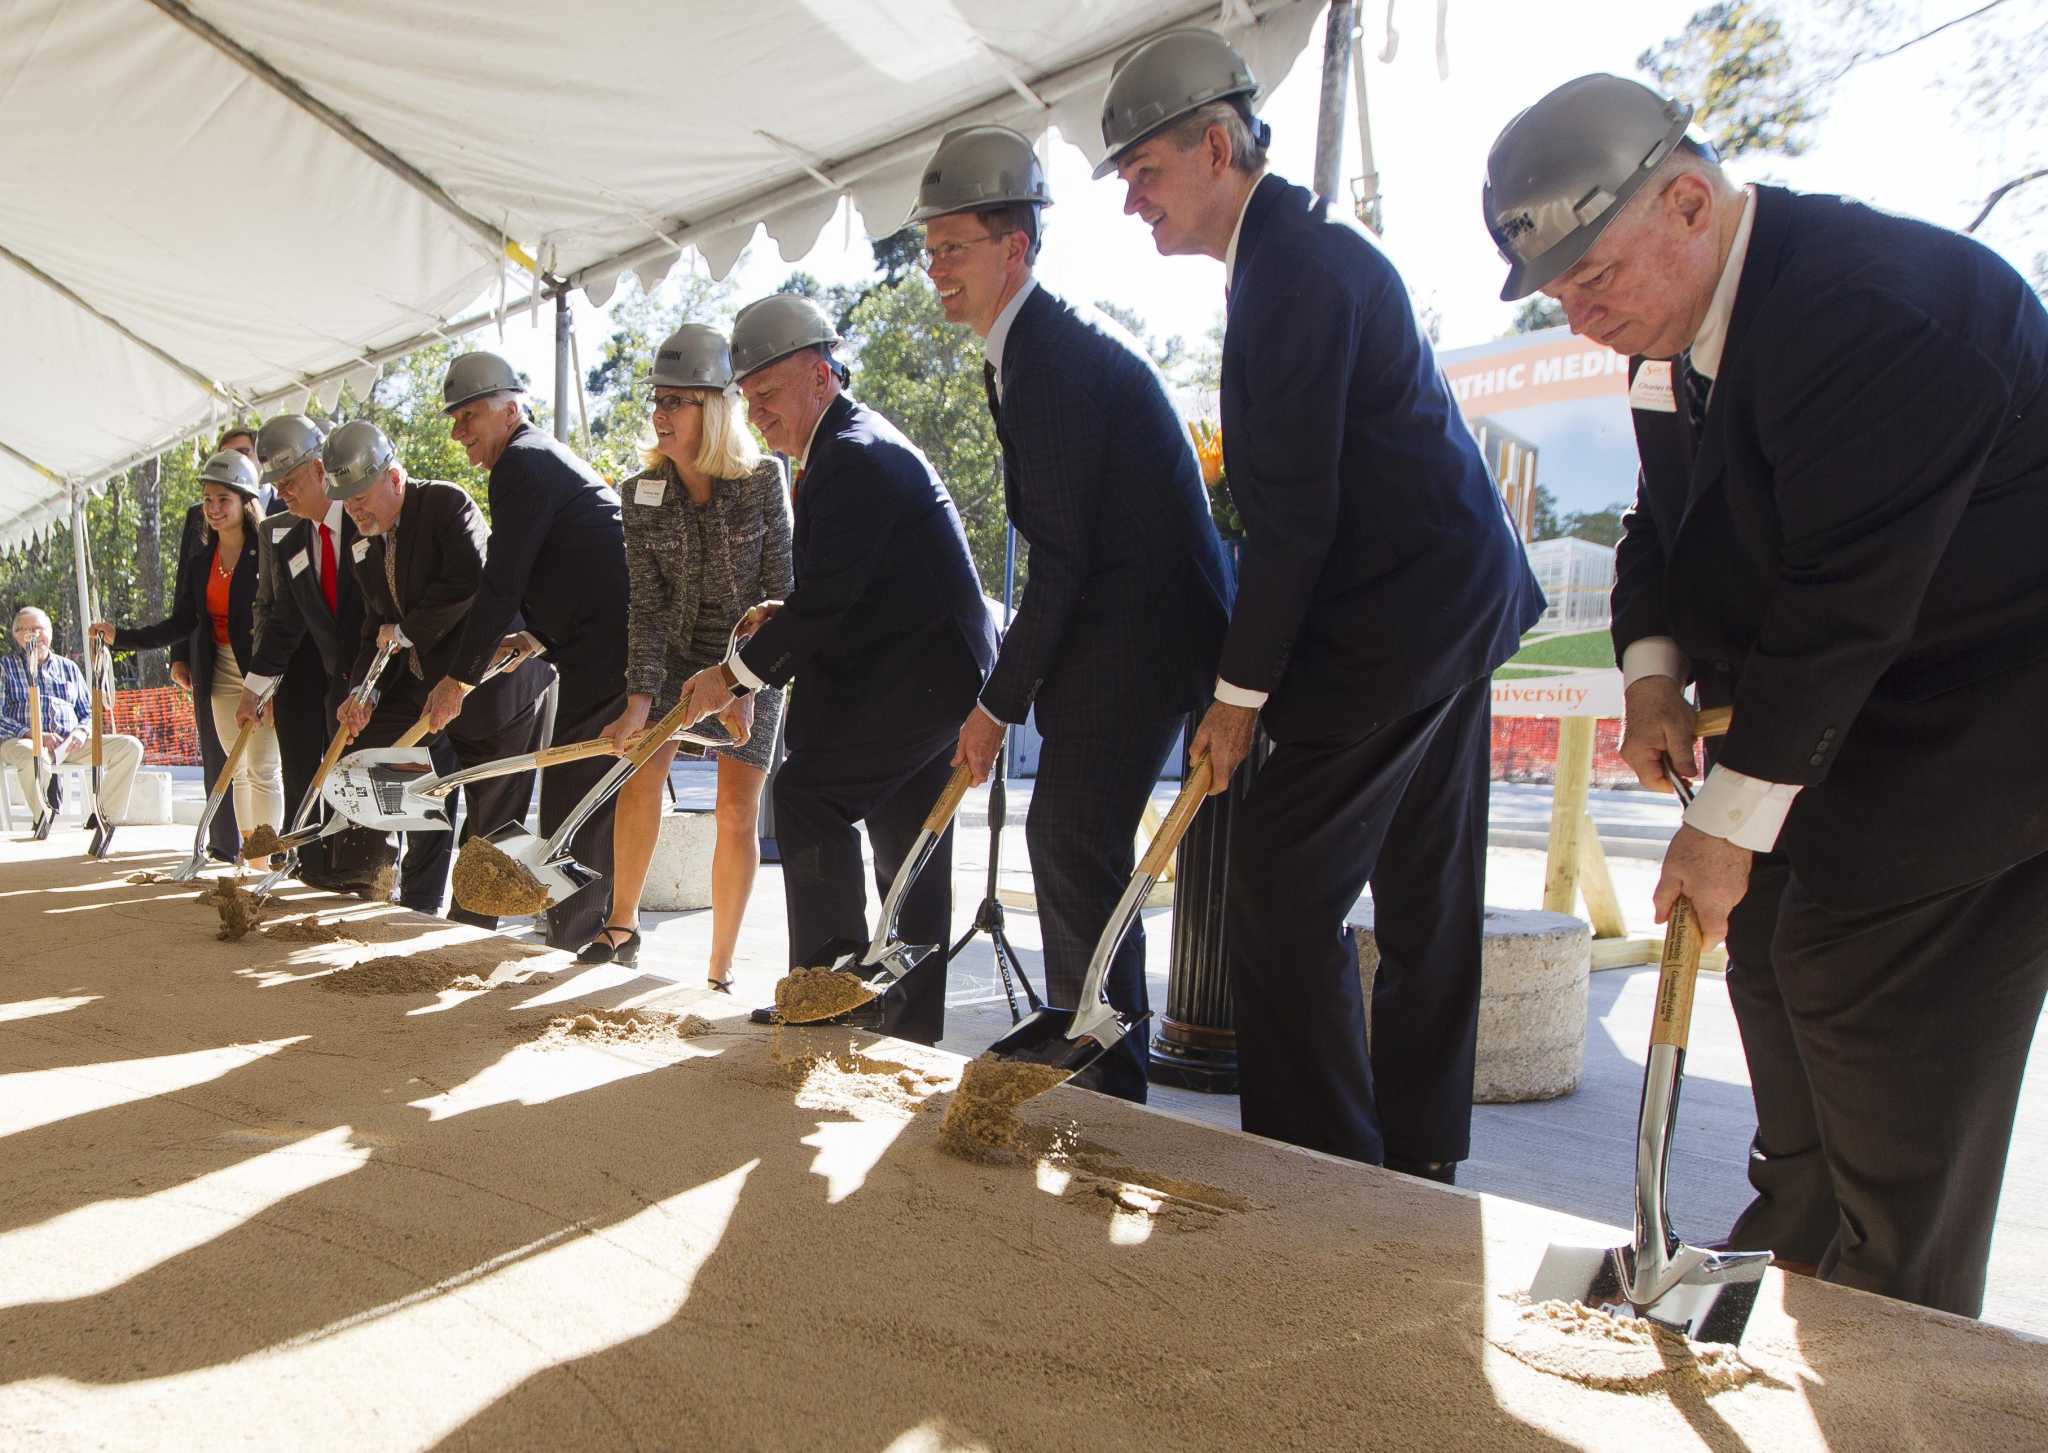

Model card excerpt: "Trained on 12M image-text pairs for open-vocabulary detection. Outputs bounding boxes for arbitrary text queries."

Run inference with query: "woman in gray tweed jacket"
[587,323,793,985]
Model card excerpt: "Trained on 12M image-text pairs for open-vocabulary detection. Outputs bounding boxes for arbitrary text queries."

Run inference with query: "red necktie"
[318,522,337,614]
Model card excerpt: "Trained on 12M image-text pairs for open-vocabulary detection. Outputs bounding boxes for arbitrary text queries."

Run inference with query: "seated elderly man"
[1,607,142,828]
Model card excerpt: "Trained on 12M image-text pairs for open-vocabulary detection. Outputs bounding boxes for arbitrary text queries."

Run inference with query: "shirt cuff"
[1214,676,1269,709]
[1621,636,1688,688]
[1683,765,1802,853]
[728,650,767,694]
[973,700,1010,727]
[241,673,277,696]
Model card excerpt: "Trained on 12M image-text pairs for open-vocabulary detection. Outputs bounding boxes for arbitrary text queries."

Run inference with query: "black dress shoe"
[749,1005,779,1025]
[1384,1155,1458,1186]
[577,927,641,967]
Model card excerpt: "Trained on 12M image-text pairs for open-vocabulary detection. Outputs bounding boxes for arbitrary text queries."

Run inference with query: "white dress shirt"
[1621,187,1799,853]
[1213,173,1271,712]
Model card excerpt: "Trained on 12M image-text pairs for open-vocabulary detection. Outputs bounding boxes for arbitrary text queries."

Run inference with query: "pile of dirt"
[1489,1296,1774,1396]
[240,824,287,858]
[261,916,360,945]
[766,1032,950,1116]
[200,876,267,941]
[125,871,166,884]
[317,951,495,996]
[451,838,548,916]
[938,1054,1072,1161]
[518,1007,715,1047]
[772,968,875,1024]
[366,862,398,902]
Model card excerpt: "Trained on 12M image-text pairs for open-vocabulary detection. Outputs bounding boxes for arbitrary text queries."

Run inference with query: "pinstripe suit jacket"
[983,284,1231,733]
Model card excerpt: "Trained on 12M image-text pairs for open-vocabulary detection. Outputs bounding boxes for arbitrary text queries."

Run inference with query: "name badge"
[1629,360,1677,413]
[634,478,666,507]
[351,538,371,564]
[288,550,310,578]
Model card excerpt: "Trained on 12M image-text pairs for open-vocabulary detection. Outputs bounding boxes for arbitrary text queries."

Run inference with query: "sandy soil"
[3,828,2044,1451]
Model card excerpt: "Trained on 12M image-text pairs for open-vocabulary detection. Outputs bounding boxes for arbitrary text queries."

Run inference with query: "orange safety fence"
[110,686,201,766]
[1491,716,1640,789]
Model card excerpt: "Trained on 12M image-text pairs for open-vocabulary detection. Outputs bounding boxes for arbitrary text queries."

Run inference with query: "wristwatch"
[719,662,751,699]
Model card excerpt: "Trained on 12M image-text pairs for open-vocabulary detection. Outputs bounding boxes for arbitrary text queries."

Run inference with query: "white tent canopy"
[0,0,1322,550]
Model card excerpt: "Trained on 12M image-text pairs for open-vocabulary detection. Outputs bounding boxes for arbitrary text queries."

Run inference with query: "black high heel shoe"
[706,974,734,994]
[577,926,641,967]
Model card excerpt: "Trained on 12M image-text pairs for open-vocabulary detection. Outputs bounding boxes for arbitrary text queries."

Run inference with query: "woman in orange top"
[92,451,284,864]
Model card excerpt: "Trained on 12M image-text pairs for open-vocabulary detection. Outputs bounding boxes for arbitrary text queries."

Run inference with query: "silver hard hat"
[730,294,841,382]
[441,350,525,414]
[1094,28,1261,180]
[1484,74,1697,302]
[904,125,1052,226]
[197,449,262,500]
[256,414,326,485]
[650,323,734,392]
[322,419,398,501]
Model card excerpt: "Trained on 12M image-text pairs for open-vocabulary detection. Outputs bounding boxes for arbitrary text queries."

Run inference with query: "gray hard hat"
[1484,74,1697,302]
[650,324,734,392]
[256,414,326,485]
[730,294,841,382]
[197,449,262,500]
[1094,28,1263,179]
[441,350,525,414]
[905,125,1052,226]
[322,419,398,501]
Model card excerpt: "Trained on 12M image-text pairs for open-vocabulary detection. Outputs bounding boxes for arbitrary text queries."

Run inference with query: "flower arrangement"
[1187,418,1242,537]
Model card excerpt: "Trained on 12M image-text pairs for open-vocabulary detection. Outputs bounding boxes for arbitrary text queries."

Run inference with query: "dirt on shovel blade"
[239,824,287,858]
[772,968,877,1024]
[939,1053,1073,1160]
[451,837,549,916]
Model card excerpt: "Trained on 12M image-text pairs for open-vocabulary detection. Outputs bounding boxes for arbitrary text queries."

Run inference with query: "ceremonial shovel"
[1527,706,1768,1344]
[775,762,977,1026]
[979,756,1212,1081]
[171,677,280,881]
[249,634,406,898]
[83,545,119,858]
[21,649,60,841]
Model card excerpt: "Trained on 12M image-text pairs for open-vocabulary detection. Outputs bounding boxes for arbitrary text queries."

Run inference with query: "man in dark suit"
[424,352,630,950]
[325,421,553,920]
[1486,74,2048,1317]
[170,424,264,861]
[1099,30,1543,1176]
[909,125,1231,1099]
[676,293,997,1046]
[240,414,385,890]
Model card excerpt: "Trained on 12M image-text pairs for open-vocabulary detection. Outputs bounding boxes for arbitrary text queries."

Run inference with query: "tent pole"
[69,483,91,654]
[553,292,572,444]
[1312,1,1357,204]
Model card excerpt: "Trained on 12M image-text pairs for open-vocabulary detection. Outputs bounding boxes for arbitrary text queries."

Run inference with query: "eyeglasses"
[918,234,1004,270]
[651,392,705,414]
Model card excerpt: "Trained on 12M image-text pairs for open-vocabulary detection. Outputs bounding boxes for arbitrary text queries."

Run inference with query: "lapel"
[799,393,856,529]
[1678,186,1791,524]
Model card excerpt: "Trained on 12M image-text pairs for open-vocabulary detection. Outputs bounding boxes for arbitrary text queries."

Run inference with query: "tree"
[1093,299,1187,375]
[1558,503,1629,548]
[1529,483,1562,541]
[574,271,736,485]
[1639,2,1822,158]
[837,273,1011,592]
[1505,296,1567,336]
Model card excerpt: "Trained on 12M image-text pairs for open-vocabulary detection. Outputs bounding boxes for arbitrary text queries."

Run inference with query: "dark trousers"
[774,726,958,1046]
[1227,677,1491,1166]
[1025,709,1184,1104]
[271,642,335,881]
[536,683,626,950]
[191,669,239,859]
[1725,845,2048,1318]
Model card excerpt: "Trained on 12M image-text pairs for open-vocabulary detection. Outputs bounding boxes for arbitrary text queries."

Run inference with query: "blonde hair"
[637,386,764,479]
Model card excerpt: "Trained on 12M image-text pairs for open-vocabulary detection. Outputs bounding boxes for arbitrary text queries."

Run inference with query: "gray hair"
[1161,100,1268,175]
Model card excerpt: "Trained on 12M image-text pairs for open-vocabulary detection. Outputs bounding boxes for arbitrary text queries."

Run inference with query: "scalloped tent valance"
[0,0,1320,550]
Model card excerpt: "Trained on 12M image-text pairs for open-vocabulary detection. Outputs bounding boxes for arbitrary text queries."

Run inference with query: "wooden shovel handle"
[217,715,261,791]
[922,763,975,833]
[313,725,352,788]
[1138,757,1213,879]
[1695,705,1731,740]
[391,712,434,750]
[1649,897,1704,1050]
[530,729,661,770]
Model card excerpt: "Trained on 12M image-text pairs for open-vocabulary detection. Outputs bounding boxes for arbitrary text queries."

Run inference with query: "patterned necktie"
[380,523,423,679]
[317,522,337,614]
[1679,354,1713,455]
[982,360,1002,429]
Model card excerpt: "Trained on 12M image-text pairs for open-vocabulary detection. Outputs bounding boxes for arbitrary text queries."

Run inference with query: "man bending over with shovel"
[675,293,996,1046]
